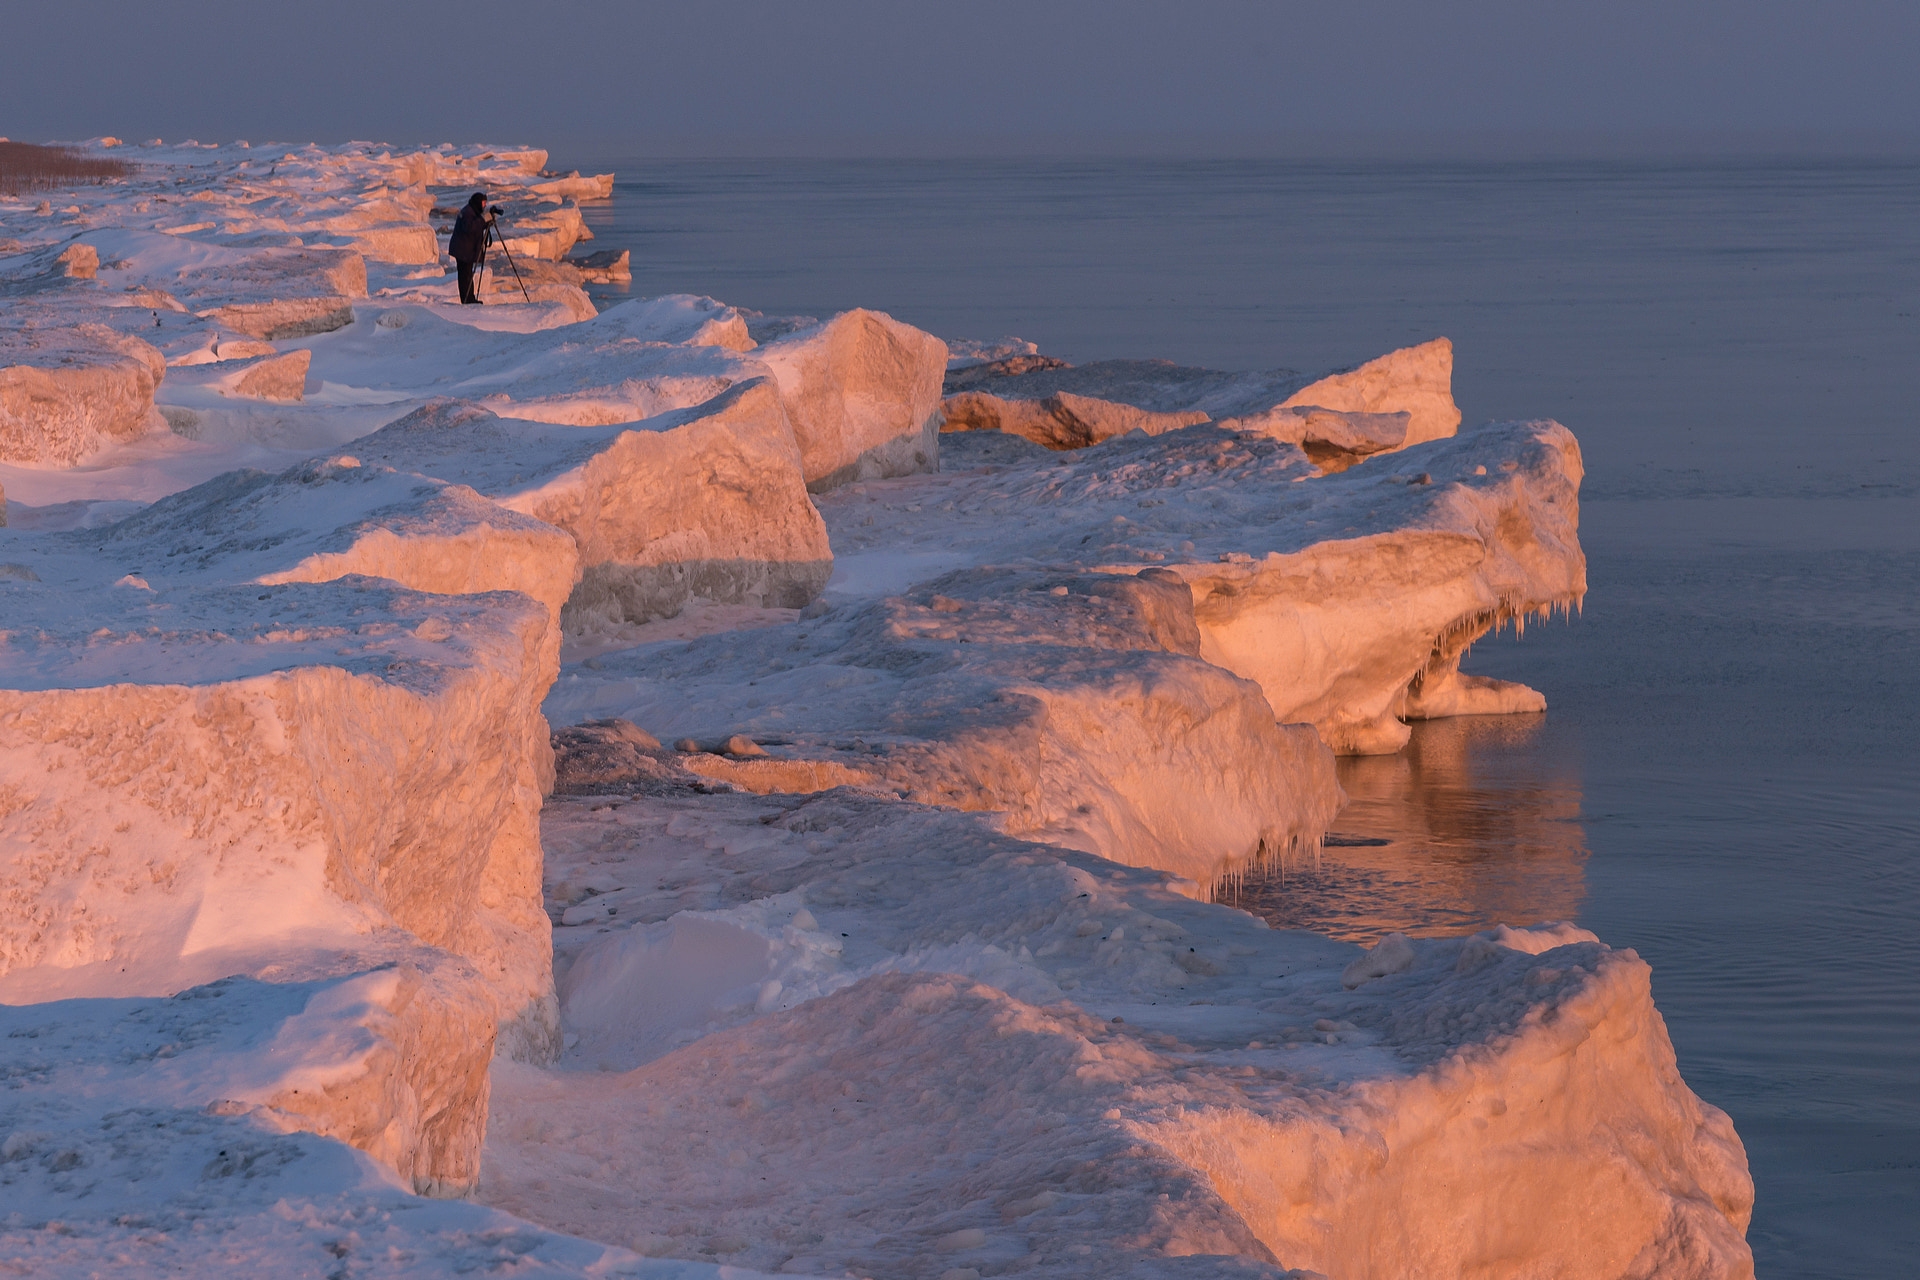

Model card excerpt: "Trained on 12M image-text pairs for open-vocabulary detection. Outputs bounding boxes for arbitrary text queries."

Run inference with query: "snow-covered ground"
[0,139,1750,1277]
[482,781,1749,1278]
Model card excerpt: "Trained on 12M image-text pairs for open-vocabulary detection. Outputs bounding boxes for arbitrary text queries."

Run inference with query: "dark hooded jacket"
[449,197,490,263]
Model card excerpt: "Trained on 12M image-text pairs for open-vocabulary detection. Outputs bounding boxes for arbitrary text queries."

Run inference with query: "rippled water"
[563,154,1920,1277]
[1227,714,1589,943]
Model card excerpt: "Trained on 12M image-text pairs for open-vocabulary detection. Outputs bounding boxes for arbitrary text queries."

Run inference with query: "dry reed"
[0,141,131,195]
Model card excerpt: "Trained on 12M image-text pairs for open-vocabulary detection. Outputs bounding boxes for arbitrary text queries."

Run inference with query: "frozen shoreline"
[0,139,1751,1277]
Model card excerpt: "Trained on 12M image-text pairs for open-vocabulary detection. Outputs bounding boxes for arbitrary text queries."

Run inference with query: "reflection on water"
[1227,715,1587,943]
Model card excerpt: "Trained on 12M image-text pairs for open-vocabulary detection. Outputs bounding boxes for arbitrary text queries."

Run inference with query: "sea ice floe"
[348,383,832,636]
[818,416,1586,753]
[545,564,1341,883]
[482,783,1754,1279]
[942,336,1459,464]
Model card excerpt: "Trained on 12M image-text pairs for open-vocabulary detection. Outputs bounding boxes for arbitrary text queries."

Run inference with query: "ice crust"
[0,319,167,465]
[476,786,1753,1278]
[753,308,949,490]
[0,138,1750,1277]
[942,338,1459,467]
[544,566,1342,884]
[349,383,834,636]
[820,417,1586,753]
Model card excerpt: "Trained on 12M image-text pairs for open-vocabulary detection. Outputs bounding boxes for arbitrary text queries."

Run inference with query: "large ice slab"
[81,228,370,339]
[0,449,583,1191]
[819,419,1586,752]
[0,577,560,1193]
[0,578,557,1041]
[348,382,832,635]
[0,318,166,465]
[545,565,1340,884]
[478,786,1753,1279]
[752,308,948,490]
[942,338,1460,466]
[1,453,581,624]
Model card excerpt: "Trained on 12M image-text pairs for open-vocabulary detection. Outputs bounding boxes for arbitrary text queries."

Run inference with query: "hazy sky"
[4,0,1916,157]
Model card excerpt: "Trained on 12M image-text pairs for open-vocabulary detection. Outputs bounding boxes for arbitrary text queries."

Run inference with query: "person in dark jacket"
[449,192,493,304]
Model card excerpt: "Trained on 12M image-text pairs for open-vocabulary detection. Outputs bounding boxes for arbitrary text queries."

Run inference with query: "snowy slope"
[0,991,774,1277]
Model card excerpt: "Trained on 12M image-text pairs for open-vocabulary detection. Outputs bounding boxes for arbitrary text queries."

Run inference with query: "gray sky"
[4,0,1916,157]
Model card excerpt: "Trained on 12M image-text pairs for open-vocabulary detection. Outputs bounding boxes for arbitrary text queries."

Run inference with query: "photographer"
[448,192,493,304]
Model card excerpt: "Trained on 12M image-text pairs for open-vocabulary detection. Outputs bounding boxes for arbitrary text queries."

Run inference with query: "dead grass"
[0,141,131,195]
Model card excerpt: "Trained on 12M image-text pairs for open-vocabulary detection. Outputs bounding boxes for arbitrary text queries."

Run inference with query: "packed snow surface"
[0,136,1751,1277]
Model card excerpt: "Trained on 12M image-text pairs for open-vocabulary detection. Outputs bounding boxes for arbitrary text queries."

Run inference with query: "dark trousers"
[456,256,483,303]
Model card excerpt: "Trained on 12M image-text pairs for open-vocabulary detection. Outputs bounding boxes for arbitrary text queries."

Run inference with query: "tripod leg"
[482,215,532,302]
[499,240,532,303]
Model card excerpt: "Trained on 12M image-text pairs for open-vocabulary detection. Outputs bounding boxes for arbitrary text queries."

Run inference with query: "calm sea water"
[559,156,1920,1278]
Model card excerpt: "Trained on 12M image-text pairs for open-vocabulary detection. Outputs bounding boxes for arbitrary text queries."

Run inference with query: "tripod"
[476,212,532,303]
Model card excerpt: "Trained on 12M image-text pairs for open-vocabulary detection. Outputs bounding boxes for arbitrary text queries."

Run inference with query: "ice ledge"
[485,786,1753,1278]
